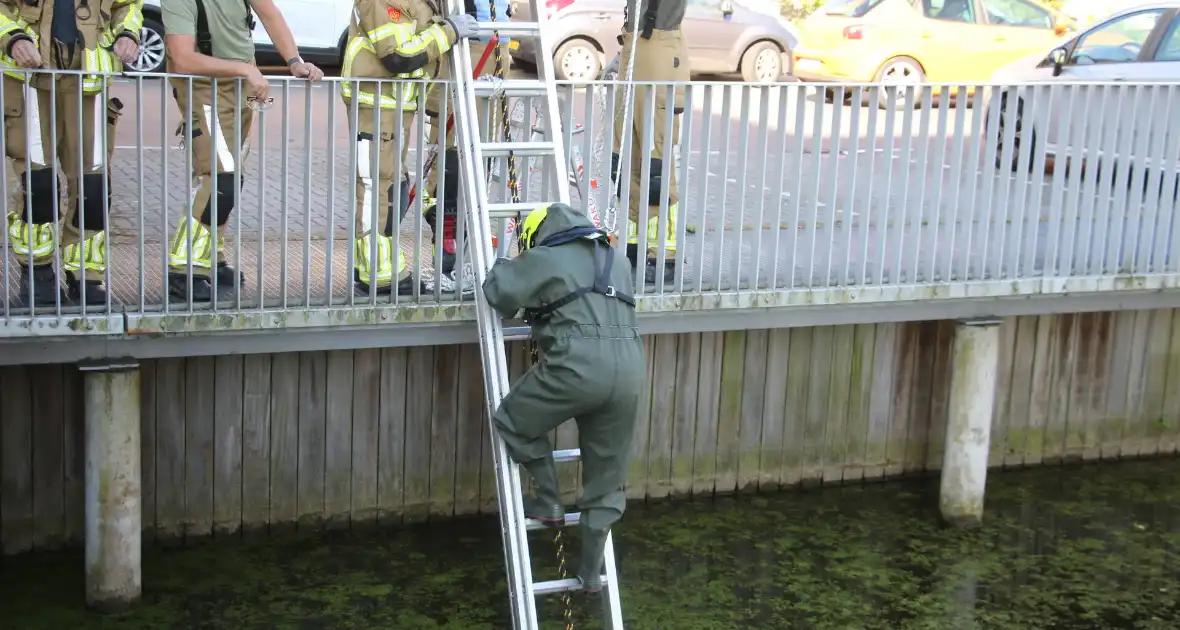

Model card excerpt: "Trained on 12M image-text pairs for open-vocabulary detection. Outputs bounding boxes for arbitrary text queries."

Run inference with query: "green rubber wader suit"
[483,203,645,585]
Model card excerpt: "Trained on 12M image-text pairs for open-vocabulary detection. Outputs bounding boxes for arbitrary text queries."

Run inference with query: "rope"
[607,0,645,232]
[487,3,523,255]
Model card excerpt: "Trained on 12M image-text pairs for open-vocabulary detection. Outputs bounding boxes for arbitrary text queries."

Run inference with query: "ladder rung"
[503,325,530,341]
[487,201,553,219]
[533,577,601,596]
[476,21,541,36]
[553,448,580,463]
[480,141,556,157]
[525,511,581,531]
[473,79,548,97]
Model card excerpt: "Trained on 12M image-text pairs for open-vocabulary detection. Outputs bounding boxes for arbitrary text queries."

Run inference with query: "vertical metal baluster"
[101,79,112,316]
[654,83,676,296]
[823,84,844,289]
[925,85,950,284]
[368,87,381,308]
[256,99,268,313]
[136,77,146,312]
[1136,85,1166,275]
[750,84,771,293]
[712,83,731,293]
[345,84,359,307]
[636,84,656,294]
[674,83,693,293]
[693,83,713,293]
[960,85,984,283]
[325,82,337,305]
[75,75,86,315]
[184,78,194,312]
[1078,86,1112,276]
[50,77,62,317]
[731,84,750,292]
[160,74,171,313]
[393,85,407,305]
[234,80,245,311]
[1044,84,1073,282]
[302,80,313,307]
[908,86,932,285]
[978,85,1002,282]
[1060,84,1091,277]
[1021,85,1050,280]
[432,80,444,301]
[1108,83,1140,275]
[995,85,1019,280]
[941,85,967,285]
[1151,86,1180,273]
[280,80,290,309]
[767,83,789,292]
[209,80,221,305]
[859,84,879,287]
[842,86,861,289]
[805,84,824,288]
[876,87,898,287]
[0,77,8,321]
[788,84,807,291]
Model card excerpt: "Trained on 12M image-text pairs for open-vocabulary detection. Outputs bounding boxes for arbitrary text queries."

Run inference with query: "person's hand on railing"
[113,36,140,65]
[602,53,619,80]
[290,60,324,82]
[10,40,41,69]
[447,14,480,40]
[245,66,270,101]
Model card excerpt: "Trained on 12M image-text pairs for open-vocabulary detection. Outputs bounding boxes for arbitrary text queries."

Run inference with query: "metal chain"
[487,6,523,255]
[554,528,576,629]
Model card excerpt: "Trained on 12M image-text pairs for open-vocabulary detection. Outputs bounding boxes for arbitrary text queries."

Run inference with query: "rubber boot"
[64,272,108,306]
[645,258,675,286]
[168,273,213,303]
[578,525,610,594]
[625,244,639,269]
[353,270,425,297]
[18,264,66,307]
[521,456,564,527]
[215,261,244,288]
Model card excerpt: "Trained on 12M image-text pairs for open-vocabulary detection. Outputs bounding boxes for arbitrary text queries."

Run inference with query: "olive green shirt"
[162,0,256,63]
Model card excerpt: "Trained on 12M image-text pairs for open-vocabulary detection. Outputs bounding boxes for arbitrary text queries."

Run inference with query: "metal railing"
[1,70,1178,337]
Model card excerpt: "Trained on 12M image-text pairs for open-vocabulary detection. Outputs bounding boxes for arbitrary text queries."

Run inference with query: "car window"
[1070,8,1167,64]
[980,0,1052,29]
[922,0,976,24]
[1156,17,1180,61]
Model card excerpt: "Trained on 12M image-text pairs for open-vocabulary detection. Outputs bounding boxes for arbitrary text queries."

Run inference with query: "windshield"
[822,0,887,17]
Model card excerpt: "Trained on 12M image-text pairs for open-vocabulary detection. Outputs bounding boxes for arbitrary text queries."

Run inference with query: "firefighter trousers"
[612,29,688,260]
[166,77,255,278]
[350,104,415,287]
[3,76,121,281]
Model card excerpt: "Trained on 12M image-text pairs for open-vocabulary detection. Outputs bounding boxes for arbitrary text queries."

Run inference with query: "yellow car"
[793,0,1075,107]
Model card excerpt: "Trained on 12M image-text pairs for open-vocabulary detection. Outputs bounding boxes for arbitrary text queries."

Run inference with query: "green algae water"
[4,459,1180,629]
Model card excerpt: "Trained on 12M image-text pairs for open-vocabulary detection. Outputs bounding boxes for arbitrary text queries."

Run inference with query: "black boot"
[625,244,639,269]
[65,272,108,306]
[521,456,564,527]
[168,273,213,303]
[353,271,425,297]
[215,261,244,288]
[644,258,675,286]
[578,525,610,594]
[17,264,65,307]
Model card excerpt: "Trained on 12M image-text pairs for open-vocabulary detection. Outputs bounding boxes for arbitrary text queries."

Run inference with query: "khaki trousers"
[350,104,416,284]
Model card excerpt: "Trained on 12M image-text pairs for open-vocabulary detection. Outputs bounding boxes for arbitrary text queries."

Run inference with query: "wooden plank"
[1004,317,1038,467]
[154,358,186,541]
[350,349,381,524]
[63,365,86,547]
[1120,310,1153,457]
[429,345,460,518]
[904,323,937,474]
[324,350,355,527]
[802,326,833,485]
[646,334,679,498]
[403,346,435,521]
[240,354,272,532]
[924,321,955,472]
[30,364,65,549]
[671,333,702,495]
[185,356,215,539]
[736,330,768,492]
[1043,314,1077,463]
[1067,313,1099,460]
[758,328,790,490]
[453,344,486,515]
[626,336,656,500]
[1161,310,1180,455]
[691,332,723,496]
[781,327,813,486]
[138,362,156,546]
[842,324,876,482]
[378,348,408,523]
[212,355,244,537]
[297,351,328,528]
[885,324,917,477]
[0,366,33,554]
[1141,310,1173,457]
[988,318,1018,467]
[1081,312,1114,461]
[268,353,301,531]
[863,323,895,480]
[1022,315,1055,466]
[822,326,854,483]
[1102,311,1137,459]
[713,331,746,494]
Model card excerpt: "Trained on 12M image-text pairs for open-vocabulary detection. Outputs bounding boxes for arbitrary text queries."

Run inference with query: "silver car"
[510,0,801,83]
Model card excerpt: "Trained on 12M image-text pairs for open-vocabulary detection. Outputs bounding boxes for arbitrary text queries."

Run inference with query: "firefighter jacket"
[0,0,143,92]
[341,0,458,111]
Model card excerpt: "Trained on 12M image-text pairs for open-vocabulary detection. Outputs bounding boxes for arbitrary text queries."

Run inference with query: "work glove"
[602,53,620,79]
[447,14,480,40]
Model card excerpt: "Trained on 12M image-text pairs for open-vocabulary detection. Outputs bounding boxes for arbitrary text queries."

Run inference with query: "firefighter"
[162,0,324,302]
[482,202,644,593]
[421,0,511,283]
[606,0,688,285]
[1,0,142,306]
[341,0,479,295]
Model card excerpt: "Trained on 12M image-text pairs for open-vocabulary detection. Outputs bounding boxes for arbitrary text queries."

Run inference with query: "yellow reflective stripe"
[340,37,420,110]
[421,25,453,56]
[367,21,414,45]
[120,3,144,35]
[0,22,37,76]
[626,203,679,249]
[62,231,108,272]
[6,212,56,257]
[168,217,214,268]
[354,233,406,286]
[81,48,117,92]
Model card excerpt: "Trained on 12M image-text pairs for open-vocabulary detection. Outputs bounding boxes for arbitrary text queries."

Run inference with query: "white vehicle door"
[251,0,342,50]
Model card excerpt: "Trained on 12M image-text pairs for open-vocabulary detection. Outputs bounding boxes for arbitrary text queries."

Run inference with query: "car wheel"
[995,92,1035,173]
[127,17,167,74]
[554,39,601,82]
[871,56,923,110]
[740,41,782,84]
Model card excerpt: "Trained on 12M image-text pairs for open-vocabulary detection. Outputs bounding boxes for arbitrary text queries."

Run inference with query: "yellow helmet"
[518,205,549,250]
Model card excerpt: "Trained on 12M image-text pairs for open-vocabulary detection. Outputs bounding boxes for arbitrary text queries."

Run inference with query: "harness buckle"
[604,285,616,298]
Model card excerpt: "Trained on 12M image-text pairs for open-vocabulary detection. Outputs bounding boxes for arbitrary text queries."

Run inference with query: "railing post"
[80,359,142,612]
[939,318,1001,528]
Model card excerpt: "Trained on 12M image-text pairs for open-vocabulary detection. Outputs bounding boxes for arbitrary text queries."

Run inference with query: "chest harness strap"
[194,0,257,57]
[522,227,636,325]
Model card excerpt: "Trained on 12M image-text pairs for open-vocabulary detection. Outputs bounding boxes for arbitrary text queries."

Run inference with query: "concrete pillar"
[939,318,1001,528]
[81,360,142,612]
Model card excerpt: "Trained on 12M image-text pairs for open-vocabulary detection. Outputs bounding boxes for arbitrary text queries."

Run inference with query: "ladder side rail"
[444,2,540,627]
[531,2,572,206]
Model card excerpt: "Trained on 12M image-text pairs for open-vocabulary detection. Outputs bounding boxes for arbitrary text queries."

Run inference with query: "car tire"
[554,39,601,82]
[870,56,923,110]
[127,17,167,74]
[740,41,783,84]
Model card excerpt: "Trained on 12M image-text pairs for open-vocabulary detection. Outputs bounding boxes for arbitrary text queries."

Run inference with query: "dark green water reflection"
[4,459,1180,629]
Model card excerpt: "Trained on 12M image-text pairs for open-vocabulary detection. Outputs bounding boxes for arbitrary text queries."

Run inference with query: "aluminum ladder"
[442,1,625,628]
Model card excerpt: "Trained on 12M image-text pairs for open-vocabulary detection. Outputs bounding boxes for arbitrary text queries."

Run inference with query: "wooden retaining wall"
[3,309,1180,554]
